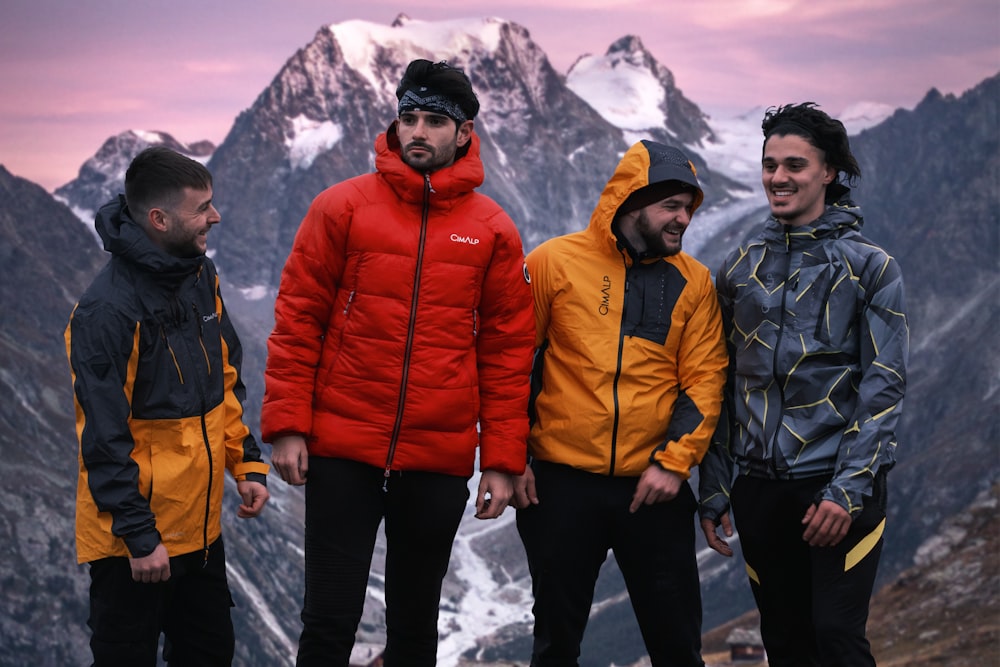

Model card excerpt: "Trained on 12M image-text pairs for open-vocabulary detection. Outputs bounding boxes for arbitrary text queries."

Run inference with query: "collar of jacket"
[375,121,485,207]
[763,192,865,244]
[95,195,205,281]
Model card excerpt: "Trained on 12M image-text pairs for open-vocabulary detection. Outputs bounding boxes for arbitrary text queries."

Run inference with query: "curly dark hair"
[395,59,480,122]
[762,102,861,186]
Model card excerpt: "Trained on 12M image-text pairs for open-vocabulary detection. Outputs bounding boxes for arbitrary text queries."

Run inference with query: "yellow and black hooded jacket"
[66,196,268,564]
[526,140,728,478]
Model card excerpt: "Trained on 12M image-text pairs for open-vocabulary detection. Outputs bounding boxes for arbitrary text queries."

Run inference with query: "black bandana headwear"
[397,85,469,123]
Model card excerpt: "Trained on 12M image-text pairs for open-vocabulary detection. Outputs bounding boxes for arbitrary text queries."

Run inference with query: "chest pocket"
[622,261,686,345]
[132,272,219,419]
[794,255,861,351]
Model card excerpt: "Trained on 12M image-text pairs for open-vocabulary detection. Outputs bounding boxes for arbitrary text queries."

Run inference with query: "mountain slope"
[0,166,104,664]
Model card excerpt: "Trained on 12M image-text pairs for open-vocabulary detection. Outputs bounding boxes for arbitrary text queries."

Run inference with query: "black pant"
[516,460,705,667]
[87,538,234,666]
[731,474,886,667]
[296,457,469,667]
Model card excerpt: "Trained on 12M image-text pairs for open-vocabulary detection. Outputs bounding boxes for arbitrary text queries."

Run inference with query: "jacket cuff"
[124,528,162,559]
[242,472,268,487]
[650,453,692,480]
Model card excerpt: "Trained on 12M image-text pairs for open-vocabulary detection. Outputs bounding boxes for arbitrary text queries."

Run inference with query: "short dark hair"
[125,146,213,221]
[395,59,480,122]
[762,102,861,186]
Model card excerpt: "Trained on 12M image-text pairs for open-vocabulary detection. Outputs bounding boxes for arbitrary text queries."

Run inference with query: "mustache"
[405,141,433,152]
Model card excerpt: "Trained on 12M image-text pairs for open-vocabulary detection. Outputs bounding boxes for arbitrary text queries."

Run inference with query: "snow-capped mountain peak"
[327,15,508,99]
[567,36,667,132]
[567,34,714,151]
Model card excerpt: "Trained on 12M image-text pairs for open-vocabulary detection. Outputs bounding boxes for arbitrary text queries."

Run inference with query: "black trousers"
[731,473,887,667]
[87,538,234,667]
[516,460,705,667]
[296,457,469,667]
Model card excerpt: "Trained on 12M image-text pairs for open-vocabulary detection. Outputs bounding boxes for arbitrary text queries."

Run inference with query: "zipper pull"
[382,466,391,492]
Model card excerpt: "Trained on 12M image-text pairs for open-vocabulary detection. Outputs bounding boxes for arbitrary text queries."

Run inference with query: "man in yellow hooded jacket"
[513,140,727,666]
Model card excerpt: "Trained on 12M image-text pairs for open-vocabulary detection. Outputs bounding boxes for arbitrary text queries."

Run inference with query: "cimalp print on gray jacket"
[699,192,908,520]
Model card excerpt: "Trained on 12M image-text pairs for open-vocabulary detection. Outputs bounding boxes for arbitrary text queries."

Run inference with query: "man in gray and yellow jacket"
[513,140,727,666]
[66,147,269,666]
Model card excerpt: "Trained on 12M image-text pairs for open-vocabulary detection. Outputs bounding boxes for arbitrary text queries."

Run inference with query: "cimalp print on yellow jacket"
[527,141,728,478]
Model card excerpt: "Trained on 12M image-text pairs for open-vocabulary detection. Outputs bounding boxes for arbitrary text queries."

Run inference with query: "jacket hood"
[375,121,485,206]
[95,195,204,279]
[586,140,704,252]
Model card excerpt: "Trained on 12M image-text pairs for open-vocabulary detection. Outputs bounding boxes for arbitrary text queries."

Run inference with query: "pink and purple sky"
[2,0,997,191]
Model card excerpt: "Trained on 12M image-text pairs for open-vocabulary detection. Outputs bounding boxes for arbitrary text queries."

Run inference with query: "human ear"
[148,208,169,233]
[456,120,474,147]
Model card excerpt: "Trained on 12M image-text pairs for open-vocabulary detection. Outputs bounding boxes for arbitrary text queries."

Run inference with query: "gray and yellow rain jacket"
[66,196,268,564]
[699,193,908,520]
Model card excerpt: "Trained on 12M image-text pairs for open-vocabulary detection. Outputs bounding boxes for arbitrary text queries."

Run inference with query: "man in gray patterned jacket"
[698,102,908,667]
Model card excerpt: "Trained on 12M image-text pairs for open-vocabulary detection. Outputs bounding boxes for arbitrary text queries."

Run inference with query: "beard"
[635,209,683,257]
[402,141,456,173]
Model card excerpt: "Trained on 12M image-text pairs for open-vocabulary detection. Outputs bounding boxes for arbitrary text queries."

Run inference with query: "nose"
[208,204,221,225]
[771,165,790,183]
[409,117,429,138]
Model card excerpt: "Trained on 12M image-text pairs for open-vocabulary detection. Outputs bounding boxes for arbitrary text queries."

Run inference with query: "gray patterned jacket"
[699,194,908,520]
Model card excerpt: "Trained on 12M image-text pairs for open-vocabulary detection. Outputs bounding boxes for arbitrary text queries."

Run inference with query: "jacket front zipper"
[384,173,433,488]
[178,299,214,562]
[608,252,632,476]
[769,229,794,474]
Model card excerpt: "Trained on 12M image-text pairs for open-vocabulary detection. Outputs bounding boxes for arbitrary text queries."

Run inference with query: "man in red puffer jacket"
[261,58,535,666]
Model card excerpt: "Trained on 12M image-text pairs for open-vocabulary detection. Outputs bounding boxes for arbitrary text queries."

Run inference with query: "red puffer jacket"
[261,123,535,477]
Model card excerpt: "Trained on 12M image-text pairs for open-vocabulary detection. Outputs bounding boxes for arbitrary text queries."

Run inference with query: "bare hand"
[476,470,513,519]
[236,480,270,518]
[701,514,734,557]
[271,435,308,485]
[629,466,682,513]
[511,466,539,509]
[129,543,170,583]
[802,499,852,547]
